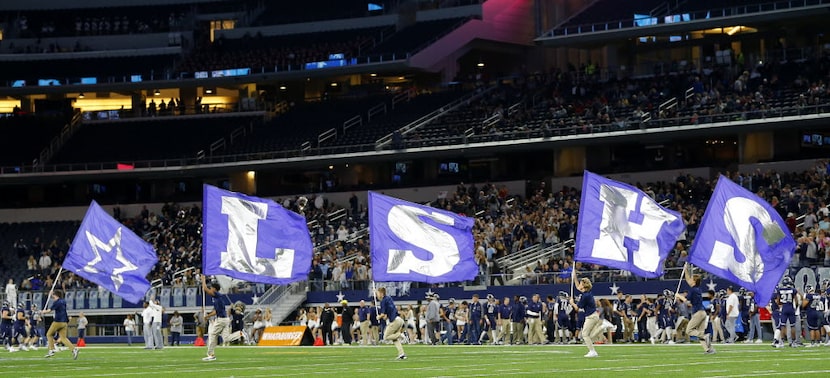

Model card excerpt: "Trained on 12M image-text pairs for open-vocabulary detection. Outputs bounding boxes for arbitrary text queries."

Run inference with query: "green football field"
[3,343,829,377]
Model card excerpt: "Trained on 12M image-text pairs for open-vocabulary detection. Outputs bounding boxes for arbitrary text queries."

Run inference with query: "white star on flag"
[83,227,138,291]
[336,291,345,302]
[609,283,620,295]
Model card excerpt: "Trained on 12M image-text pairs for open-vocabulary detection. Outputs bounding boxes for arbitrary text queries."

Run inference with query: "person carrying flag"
[570,278,601,357]
[201,275,230,361]
[675,265,715,354]
[42,290,79,360]
[375,286,406,360]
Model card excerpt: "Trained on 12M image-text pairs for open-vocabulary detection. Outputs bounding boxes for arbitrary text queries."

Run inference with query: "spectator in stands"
[38,251,52,276]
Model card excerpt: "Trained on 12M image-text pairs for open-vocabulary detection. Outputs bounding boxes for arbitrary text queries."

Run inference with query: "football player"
[775,276,800,348]
[1,301,13,351]
[554,291,572,344]
[10,303,27,352]
[803,285,824,347]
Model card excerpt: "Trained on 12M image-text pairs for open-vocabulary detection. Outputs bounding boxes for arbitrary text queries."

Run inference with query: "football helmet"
[805,285,815,294]
[781,276,794,288]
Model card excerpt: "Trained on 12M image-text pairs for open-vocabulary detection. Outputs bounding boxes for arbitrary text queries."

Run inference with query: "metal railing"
[3,101,829,176]
[540,0,830,38]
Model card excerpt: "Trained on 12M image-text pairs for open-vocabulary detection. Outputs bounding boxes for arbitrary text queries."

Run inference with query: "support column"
[229,171,257,195]
[739,132,774,164]
[554,146,586,177]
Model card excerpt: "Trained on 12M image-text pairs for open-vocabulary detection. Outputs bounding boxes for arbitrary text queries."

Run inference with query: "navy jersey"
[469,300,483,320]
[526,301,543,318]
[208,291,228,318]
[806,293,825,315]
[0,305,12,325]
[486,302,497,319]
[379,296,398,320]
[14,308,26,327]
[777,288,798,314]
[656,298,670,316]
[511,302,525,322]
[498,303,512,320]
[717,298,727,318]
[51,298,69,323]
[688,287,704,313]
[577,291,596,315]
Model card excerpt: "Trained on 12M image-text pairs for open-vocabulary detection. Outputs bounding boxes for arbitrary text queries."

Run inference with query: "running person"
[376,286,406,360]
[675,265,714,354]
[42,290,79,359]
[201,275,230,361]
[570,277,601,357]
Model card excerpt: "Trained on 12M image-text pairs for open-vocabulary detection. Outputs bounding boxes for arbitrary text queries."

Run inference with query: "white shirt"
[123,318,136,332]
[726,293,740,318]
[141,306,153,325]
[78,316,88,330]
[148,302,163,324]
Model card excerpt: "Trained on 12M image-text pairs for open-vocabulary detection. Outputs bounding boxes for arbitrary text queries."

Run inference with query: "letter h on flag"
[202,185,313,284]
[687,175,796,307]
[64,200,158,304]
[369,191,477,284]
[575,171,686,278]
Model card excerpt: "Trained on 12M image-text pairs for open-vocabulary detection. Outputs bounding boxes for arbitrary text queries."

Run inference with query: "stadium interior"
[1,0,830,344]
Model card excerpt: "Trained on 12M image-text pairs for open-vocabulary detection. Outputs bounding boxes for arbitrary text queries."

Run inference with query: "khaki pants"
[207,317,230,357]
[383,317,406,356]
[623,316,635,341]
[360,320,370,345]
[527,318,544,344]
[46,321,75,352]
[511,321,524,344]
[582,313,604,346]
[675,317,690,342]
[370,325,379,344]
[686,311,709,338]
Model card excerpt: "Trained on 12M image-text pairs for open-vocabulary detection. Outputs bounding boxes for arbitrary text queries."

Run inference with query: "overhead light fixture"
[370,73,377,77]
[330,82,338,87]
[477,62,485,67]
[154,89,161,96]
[279,85,287,90]
[78,93,85,98]
[204,88,214,94]
[398,76,405,80]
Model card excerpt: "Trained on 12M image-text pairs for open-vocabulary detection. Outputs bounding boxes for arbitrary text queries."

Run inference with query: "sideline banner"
[257,326,314,346]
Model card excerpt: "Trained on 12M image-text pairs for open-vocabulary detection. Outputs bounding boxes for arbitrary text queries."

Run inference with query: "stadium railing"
[2,101,828,175]
[538,0,830,39]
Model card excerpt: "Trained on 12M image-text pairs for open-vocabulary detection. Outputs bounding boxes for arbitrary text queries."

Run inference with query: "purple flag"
[64,201,158,304]
[369,192,476,283]
[575,171,686,278]
[202,185,313,284]
[687,175,796,306]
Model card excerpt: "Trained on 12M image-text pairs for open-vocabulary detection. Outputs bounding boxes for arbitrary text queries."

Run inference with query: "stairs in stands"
[256,281,308,325]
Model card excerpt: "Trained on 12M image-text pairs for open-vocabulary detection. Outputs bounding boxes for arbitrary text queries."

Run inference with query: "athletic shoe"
[72,348,79,360]
[30,346,38,351]
[9,347,19,353]
[649,337,655,345]
[584,351,599,358]
[667,340,675,345]
[202,355,216,361]
[743,340,752,344]
[754,339,763,344]
[397,354,407,360]
[704,348,716,354]
[21,345,29,351]
[44,351,55,358]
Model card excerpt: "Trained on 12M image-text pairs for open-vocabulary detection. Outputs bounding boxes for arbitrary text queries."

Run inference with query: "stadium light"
[370,73,377,77]
[78,93,85,98]
[153,89,161,96]
[477,62,485,67]
[279,85,287,90]
[204,88,214,94]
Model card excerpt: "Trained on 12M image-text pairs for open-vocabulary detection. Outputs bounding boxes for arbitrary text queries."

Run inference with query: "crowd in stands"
[1,159,829,302]
[7,10,187,40]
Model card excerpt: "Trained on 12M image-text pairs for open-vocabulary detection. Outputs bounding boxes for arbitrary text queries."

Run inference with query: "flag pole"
[371,280,380,316]
[570,265,576,298]
[675,262,689,296]
[42,266,65,312]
